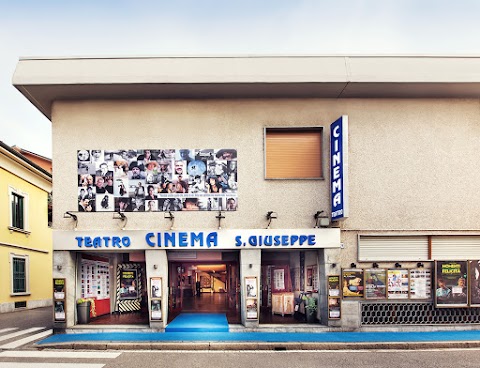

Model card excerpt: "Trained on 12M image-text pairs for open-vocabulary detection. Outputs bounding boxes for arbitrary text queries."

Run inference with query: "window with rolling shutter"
[265,127,323,179]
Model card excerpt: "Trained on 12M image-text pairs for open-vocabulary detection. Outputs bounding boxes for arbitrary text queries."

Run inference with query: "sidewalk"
[37,329,480,350]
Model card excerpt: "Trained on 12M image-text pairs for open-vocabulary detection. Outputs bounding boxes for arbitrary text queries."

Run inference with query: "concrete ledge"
[209,342,259,350]
[36,340,480,351]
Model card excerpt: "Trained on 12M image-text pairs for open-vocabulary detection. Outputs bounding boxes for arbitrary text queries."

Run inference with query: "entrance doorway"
[168,259,240,323]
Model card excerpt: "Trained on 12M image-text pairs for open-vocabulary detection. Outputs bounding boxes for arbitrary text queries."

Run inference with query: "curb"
[36,340,480,351]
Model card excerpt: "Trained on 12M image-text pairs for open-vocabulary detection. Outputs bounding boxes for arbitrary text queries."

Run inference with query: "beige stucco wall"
[51,98,480,239]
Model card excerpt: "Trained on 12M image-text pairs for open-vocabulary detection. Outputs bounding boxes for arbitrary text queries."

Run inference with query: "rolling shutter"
[265,128,322,179]
[431,236,480,260]
[358,235,429,261]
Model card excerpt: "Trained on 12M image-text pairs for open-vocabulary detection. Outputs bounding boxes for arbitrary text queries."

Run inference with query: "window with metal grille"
[265,127,323,179]
[12,257,26,293]
[11,192,24,229]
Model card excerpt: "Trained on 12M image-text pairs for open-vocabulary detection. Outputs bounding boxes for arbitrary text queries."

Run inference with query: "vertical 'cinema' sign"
[330,116,349,221]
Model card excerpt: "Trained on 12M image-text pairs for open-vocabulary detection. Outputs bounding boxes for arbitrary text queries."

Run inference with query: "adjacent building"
[12,55,480,332]
[0,141,52,313]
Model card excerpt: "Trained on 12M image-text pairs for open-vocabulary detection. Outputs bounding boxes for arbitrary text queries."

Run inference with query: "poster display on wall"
[53,278,66,322]
[151,300,162,320]
[364,269,387,300]
[328,297,341,319]
[246,298,258,320]
[342,269,364,298]
[53,278,65,300]
[328,275,340,297]
[245,277,258,298]
[470,260,480,306]
[409,268,432,299]
[120,269,138,300]
[77,149,238,212]
[435,261,468,307]
[387,269,409,299]
[80,259,110,300]
[54,301,66,321]
[151,277,162,299]
[245,277,258,320]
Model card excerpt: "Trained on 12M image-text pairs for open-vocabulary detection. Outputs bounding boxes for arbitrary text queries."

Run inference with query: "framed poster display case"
[328,275,341,319]
[150,277,163,321]
[365,269,387,300]
[387,269,409,299]
[435,261,468,307]
[53,278,66,321]
[342,269,364,298]
[409,268,432,300]
[470,260,480,306]
[328,297,341,319]
[245,277,258,320]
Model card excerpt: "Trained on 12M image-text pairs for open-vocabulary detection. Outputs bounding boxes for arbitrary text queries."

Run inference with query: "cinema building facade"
[13,55,480,332]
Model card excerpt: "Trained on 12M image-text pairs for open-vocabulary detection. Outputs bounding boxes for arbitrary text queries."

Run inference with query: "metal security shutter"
[265,128,322,179]
[431,236,480,260]
[358,236,429,261]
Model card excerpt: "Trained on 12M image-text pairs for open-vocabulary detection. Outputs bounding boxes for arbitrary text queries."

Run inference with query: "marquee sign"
[53,228,341,251]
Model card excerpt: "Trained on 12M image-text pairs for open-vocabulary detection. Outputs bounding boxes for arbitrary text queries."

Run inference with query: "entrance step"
[166,313,229,332]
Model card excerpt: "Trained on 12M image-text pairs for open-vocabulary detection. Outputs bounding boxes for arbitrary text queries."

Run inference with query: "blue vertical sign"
[330,116,349,221]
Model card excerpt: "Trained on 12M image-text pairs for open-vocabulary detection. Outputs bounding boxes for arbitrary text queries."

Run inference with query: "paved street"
[2,307,480,367]
[1,349,480,368]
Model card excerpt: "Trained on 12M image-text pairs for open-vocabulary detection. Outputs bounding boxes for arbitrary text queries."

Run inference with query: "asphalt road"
[0,306,52,331]
[2,307,480,367]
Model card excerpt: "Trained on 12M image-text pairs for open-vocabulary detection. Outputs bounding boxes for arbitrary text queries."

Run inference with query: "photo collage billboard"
[77,149,238,212]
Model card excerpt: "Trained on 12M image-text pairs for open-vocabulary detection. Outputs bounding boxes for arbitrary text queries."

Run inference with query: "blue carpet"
[165,313,229,332]
[38,330,480,345]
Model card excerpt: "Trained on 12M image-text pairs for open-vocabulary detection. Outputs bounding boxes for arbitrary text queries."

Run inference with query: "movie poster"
[328,297,341,319]
[387,269,409,299]
[409,268,431,299]
[119,269,138,300]
[151,278,162,298]
[245,277,257,298]
[53,278,65,300]
[246,298,258,319]
[364,269,387,299]
[328,275,341,297]
[470,260,480,306]
[435,261,468,307]
[151,300,162,320]
[342,269,364,298]
[54,301,65,321]
[77,149,238,212]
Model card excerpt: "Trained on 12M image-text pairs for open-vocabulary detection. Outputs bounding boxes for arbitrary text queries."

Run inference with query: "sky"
[1,0,479,158]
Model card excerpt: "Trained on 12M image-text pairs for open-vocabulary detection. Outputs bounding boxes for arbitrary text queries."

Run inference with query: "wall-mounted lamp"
[153,264,158,270]
[56,265,62,271]
[350,263,357,268]
[113,211,128,230]
[64,211,78,230]
[266,211,277,229]
[417,262,424,268]
[249,264,253,269]
[395,262,402,268]
[314,211,330,228]
[216,211,225,230]
[331,263,337,268]
[164,211,175,230]
[372,262,379,269]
